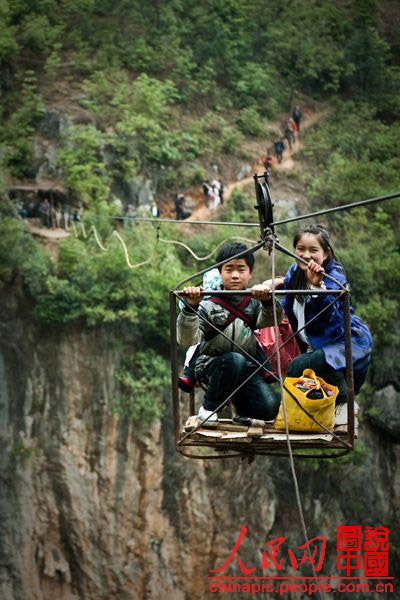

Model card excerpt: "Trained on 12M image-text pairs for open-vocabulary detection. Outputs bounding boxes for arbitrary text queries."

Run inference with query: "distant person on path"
[39,197,51,227]
[175,194,184,220]
[288,117,298,140]
[274,138,285,164]
[126,204,136,227]
[151,202,160,218]
[202,180,210,208]
[292,106,302,132]
[17,200,27,219]
[284,126,294,151]
[263,154,274,171]
[218,179,225,205]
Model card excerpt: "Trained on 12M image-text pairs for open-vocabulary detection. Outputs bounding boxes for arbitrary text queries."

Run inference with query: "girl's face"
[294,233,328,270]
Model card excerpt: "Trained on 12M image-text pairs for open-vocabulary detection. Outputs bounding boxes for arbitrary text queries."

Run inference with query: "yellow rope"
[91,226,108,252]
[157,236,259,261]
[112,230,152,269]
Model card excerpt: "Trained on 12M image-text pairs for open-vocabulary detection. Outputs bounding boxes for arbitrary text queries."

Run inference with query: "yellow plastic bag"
[274,369,338,432]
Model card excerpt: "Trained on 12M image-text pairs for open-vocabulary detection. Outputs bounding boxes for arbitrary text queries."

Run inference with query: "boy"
[176,242,282,425]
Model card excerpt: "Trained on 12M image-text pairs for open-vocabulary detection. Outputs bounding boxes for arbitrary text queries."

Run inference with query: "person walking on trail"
[274,138,285,164]
[202,180,210,207]
[288,117,298,140]
[218,179,225,205]
[175,194,185,220]
[284,126,294,151]
[292,105,302,132]
[263,154,274,171]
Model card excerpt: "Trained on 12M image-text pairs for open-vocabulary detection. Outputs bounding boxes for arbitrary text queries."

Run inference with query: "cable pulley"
[253,172,274,240]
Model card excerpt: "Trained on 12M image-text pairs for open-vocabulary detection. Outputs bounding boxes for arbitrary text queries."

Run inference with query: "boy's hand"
[306,260,324,287]
[250,284,271,301]
[182,286,203,306]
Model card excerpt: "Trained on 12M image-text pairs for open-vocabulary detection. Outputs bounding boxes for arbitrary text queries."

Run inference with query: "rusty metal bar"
[189,389,195,416]
[169,291,180,446]
[343,291,355,446]
[176,288,344,297]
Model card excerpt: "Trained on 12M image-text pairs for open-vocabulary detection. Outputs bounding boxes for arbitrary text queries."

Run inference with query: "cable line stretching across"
[111,190,400,229]
[270,190,400,226]
[112,215,260,228]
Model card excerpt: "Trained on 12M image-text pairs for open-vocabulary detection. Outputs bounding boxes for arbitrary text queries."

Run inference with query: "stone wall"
[0,295,399,600]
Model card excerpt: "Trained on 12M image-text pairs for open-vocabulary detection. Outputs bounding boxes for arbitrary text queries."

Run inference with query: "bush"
[235,107,265,137]
[114,350,169,426]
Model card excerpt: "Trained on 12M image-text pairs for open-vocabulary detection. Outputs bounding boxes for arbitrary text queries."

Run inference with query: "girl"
[267,225,372,403]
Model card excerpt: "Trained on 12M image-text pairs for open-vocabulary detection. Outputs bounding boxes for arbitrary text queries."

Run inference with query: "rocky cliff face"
[0,292,399,600]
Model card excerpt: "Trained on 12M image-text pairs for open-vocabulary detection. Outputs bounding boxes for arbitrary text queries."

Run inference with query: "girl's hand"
[251,284,271,301]
[182,286,203,306]
[262,276,284,290]
[306,260,324,286]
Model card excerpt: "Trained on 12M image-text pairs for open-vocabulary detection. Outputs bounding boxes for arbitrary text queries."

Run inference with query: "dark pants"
[286,349,347,403]
[203,352,280,420]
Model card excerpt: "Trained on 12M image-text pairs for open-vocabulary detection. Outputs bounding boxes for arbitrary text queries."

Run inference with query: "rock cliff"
[0,292,399,600]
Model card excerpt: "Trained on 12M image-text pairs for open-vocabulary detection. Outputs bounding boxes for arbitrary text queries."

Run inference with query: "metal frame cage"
[169,172,358,461]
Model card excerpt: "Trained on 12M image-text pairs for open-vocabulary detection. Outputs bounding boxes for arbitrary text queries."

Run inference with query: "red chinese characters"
[336,526,362,576]
[336,526,390,577]
[363,526,389,576]
[209,526,326,574]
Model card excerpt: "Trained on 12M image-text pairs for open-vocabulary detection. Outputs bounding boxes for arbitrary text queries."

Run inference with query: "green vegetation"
[1,0,400,425]
[114,350,169,427]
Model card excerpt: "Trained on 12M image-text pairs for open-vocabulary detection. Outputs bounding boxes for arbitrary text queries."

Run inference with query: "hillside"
[0,2,400,599]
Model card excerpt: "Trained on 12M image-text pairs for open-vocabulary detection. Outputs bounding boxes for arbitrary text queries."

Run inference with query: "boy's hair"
[215,242,254,272]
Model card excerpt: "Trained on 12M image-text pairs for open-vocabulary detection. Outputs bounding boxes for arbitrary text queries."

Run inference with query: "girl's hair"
[293,224,337,259]
[291,224,341,302]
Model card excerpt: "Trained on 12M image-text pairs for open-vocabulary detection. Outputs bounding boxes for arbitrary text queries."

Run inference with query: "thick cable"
[271,190,400,227]
[112,215,260,228]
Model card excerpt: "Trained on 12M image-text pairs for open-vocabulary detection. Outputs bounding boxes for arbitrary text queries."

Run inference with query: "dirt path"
[187,107,327,222]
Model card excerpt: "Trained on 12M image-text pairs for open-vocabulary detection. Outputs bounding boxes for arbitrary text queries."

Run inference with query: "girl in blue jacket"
[269,225,372,403]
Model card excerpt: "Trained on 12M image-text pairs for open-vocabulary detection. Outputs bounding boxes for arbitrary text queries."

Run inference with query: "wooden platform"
[178,410,358,456]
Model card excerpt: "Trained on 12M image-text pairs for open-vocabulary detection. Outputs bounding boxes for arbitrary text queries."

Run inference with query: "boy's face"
[220,258,252,290]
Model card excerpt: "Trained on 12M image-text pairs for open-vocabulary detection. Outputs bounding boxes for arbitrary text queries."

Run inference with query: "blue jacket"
[282,259,372,393]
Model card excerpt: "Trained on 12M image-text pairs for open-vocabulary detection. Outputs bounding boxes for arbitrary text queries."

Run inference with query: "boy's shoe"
[197,405,218,427]
[178,375,195,393]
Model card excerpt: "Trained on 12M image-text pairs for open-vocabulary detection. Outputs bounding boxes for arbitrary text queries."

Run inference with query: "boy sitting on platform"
[177,242,282,425]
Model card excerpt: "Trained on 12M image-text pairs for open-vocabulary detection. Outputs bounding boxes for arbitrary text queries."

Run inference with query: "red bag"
[256,318,299,377]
